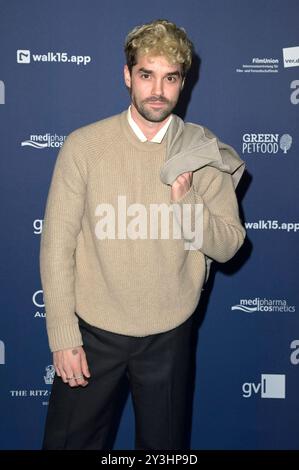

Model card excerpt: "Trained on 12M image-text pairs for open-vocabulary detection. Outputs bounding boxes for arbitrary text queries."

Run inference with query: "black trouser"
[42,313,196,450]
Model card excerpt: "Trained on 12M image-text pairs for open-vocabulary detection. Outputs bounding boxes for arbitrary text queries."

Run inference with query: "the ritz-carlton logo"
[21,133,66,149]
[242,133,293,155]
[232,297,295,313]
[44,365,55,385]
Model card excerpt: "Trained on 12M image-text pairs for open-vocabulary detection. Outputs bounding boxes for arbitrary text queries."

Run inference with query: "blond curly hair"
[124,19,194,78]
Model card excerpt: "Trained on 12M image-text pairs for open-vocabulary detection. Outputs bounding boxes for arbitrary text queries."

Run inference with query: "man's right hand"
[53,346,91,387]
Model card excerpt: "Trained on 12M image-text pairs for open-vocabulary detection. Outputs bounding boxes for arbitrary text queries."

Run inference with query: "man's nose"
[151,78,164,97]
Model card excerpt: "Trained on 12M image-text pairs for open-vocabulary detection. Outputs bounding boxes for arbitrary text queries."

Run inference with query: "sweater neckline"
[119,109,168,153]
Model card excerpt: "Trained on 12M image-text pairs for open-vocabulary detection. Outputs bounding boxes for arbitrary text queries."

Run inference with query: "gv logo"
[242,374,285,399]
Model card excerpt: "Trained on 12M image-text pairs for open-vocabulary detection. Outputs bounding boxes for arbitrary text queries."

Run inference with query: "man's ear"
[124,64,131,89]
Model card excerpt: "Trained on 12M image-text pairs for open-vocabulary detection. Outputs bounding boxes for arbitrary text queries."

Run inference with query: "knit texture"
[40,110,245,352]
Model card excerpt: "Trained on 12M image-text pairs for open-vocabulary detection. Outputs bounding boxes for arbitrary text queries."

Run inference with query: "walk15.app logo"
[17,49,91,66]
[0,80,5,104]
[17,49,31,63]
[242,374,286,399]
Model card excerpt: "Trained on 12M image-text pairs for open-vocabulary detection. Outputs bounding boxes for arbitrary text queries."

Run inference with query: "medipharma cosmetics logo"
[242,374,286,399]
[283,46,299,68]
[231,298,295,313]
[21,133,66,149]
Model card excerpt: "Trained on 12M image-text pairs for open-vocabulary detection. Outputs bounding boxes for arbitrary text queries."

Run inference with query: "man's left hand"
[170,171,193,202]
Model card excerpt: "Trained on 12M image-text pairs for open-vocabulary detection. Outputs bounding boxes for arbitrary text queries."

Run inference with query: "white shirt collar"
[127,105,172,143]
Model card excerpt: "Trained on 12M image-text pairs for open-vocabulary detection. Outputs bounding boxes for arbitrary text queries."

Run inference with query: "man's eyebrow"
[137,67,181,77]
[166,71,181,77]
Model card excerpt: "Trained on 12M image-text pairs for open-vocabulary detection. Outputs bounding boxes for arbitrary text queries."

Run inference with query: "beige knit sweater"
[40,109,245,352]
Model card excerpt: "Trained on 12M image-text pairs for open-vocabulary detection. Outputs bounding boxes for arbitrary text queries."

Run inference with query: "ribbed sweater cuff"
[170,184,201,206]
[48,321,83,352]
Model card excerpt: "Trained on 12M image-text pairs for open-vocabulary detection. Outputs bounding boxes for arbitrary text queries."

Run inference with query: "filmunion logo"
[44,365,55,385]
[242,133,292,154]
[0,80,5,104]
[231,298,295,313]
[94,196,203,250]
[236,57,279,74]
[21,133,66,149]
[252,58,279,65]
[242,374,286,399]
[283,46,299,68]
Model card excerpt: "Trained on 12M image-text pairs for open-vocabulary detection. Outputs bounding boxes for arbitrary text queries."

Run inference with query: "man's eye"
[141,73,151,79]
[167,76,176,82]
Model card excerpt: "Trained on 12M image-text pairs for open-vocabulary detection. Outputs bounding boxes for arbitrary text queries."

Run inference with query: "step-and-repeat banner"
[0,0,298,450]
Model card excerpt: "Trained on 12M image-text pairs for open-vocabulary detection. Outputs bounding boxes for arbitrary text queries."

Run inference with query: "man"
[40,19,246,450]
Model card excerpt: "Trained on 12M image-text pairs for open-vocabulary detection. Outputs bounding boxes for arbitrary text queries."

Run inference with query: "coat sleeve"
[39,132,87,352]
[170,169,246,262]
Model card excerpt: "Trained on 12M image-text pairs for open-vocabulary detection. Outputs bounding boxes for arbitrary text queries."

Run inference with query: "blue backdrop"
[0,0,298,450]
